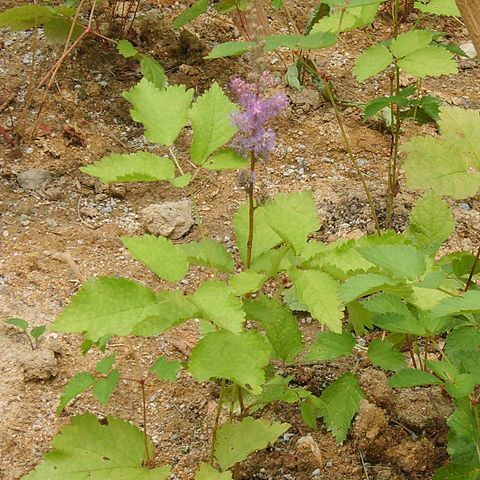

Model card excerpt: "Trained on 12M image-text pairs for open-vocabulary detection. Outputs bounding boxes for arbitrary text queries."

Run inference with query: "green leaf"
[340,273,404,303]
[30,325,46,340]
[179,239,234,273]
[264,33,300,51]
[203,148,248,170]
[43,15,84,43]
[354,44,393,81]
[407,191,455,251]
[131,290,197,336]
[403,106,480,199]
[52,277,189,341]
[305,331,355,362]
[122,235,189,282]
[286,63,302,91]
[92,369,120,405]
[358,244,426,281]
[368,339,407,371]
[347,301,373,335]
[205,41,255,59]
[305,3,331,34]
[263,191,320,253]
[117,39,138,58]
[434,464,480,480]
[80,152,176,183]
[316,373,364,442]
[232,202,282,264]
[432,291,480,317]
[190,83,237,165]
[57,372,96,415]
[390,30,433,58]
[24,414,171,479]
[312,3,382,33]
[229,270,266,295]
[292,270,343,332]
[139,56,166,90]
[150,356,181,382]
[123,79,193,146]
[215,417,290,471]
[172,0,209,29]
[195,463,233,480]
[6,317,28,331]
[96,353,116,374]
[398,46,457,78]
[389,369,442,388]
[297,31,337,50]
[189,331,271,393]
[414,0,460,16]
[193,280,245,333]
[243,295,303,363]
[0,5,53,30]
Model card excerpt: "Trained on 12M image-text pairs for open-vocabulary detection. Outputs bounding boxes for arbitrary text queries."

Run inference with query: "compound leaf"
[432,290,480,317]
[57,372,96,415]
[340,273,404,303]
[390,29,433,58]
[354,44,393,81]
[230,270,266,296]
[23,414,170,479]
[398,46,457,78]
[215,417,290,471]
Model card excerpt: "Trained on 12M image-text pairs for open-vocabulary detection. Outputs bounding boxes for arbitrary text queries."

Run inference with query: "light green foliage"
[292,270,343,332]
[414,0,460,16]
[57,372,96,414]
[263,191,320,253]
[117,39,137,58]
[358,244,426,281]
[203,149,249,171]
[305,331,355,362]
[96,353,116,374]
[206,41,256,59]
[195,463,233,480]
[122,235,189,282]
[172,0,209,29]
[432,291,480,318]
[368,339,407,371]
[389,369,442,387]
[340,273,404,303]
[23,414,170,479]
[80,152,176,184]
[407,192,455,251]
[123,80,193,145]
[229,270,266,296]
[139,56,166,90]
[404,107,480,199]
[214,417,290,471]
[192,280,245,333]
[150,356,181,382]
[180,239,234,273]
[233,202,282,265]
[347,301,373,335]
[316,373,364,442]
[92,370,120,405]
[190,83,238,165]
[354,44,394,82]
[243,295,303,363]
[188,331,271,393]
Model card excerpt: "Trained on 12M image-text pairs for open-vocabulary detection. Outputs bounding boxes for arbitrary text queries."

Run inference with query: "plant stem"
[405,335,418,369]
[246,151,257,269]
[140,379,152,467]
[25,332,35,351]
[209,379,226,466]
[464,245,480,292]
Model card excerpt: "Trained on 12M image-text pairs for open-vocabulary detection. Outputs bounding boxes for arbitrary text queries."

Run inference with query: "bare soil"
[1,1,479,479]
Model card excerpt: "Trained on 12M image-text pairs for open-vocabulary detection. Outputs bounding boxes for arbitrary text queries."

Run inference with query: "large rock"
[17,169,51,190]
[141,199,194,239]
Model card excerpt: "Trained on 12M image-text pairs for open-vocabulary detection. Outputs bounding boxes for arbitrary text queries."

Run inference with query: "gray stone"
[460,41,477,59]
[22,348,58,381]
[141,199,194,239]
[17,169,51,190]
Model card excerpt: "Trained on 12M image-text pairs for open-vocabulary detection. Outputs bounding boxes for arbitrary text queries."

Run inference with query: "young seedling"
[6,318,46,350]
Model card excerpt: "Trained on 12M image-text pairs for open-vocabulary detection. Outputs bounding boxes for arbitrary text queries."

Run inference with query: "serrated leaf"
[292,270,343,332]
[229,270,266,295]
[81,152,175,183]
[433,464,480,480]
[305,331,355,362]
[403,106,480,199]
[390,30,433,58]
[354,44,393,81]
[192,280,245,333]
[407,191,455,251]
[243,295,303,363]
[57,372,96,415]
[92,369,119,405]
[264,33,300,51]
[444,373,476,399]
[122,235,189,282]
[195,463,233,480]
[139,56,166,90]
[340,273,404,303]
[358,244,426,281]
[203,148,248,170]
[317,373,364,442]
[188,331,271,393]
[24,414,171,479]
[305,3,331,34]
[172,0,209,29]
[205,41,255,59]
[232,202,282,264]
[432,291,480,317]
[190,83,237,164]
[179,239,234,273]
[389,369,442,387]
[123,79,193,146]
[117,39,138,58]
[6,317,28,331]
[368,339,407,371]
[297,31,337,49]
[347,301,373,335]
[215,417,290,471]
[398,46,457,78]
[312,3,382,33]
[96,353,116,374]
[263,191,320,253]
[414,0,460,16]
[150,356,181,382]
[283,287,308,312]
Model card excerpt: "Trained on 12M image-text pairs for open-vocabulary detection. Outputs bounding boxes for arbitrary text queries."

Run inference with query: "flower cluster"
[230,74,288,159]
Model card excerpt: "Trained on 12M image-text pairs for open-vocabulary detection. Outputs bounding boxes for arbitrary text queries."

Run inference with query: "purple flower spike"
[230,74,288,159]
